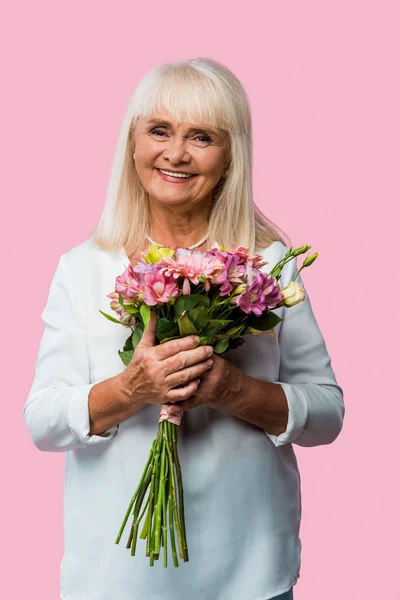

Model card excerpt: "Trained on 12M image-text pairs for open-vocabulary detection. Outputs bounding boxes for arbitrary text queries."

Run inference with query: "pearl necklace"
[146,233,209,251]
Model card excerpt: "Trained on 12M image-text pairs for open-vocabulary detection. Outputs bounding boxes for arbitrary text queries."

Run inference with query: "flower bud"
[231,283,247,297]
[291,245,311,257]
[279,281,305,307]
[302,252,318,268]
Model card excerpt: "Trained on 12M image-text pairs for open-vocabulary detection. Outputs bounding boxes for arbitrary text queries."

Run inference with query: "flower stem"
[168,450,179,568]
[153,426,167,555]
[162,437,169,567]
[172,423,189,562]
[130,468,152,555]
[165,421,184,559]
[146,433,161,557]
[115,442,154,544]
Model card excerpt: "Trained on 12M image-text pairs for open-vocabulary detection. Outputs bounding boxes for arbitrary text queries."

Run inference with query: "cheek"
[136,139,160,163]
[200,153,226,178]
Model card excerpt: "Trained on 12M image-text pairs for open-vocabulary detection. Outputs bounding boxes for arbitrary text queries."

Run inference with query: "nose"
[163,136,191,165]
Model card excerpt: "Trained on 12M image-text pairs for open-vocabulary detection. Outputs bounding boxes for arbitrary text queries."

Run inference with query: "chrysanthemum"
[159,248,226,295]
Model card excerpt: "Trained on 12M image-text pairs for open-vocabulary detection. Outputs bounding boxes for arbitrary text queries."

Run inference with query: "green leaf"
[208,319,234,330]
[187,304,209,331]
[122,332,133,352]
[200,322,218,345]
[246,311,282,331]
[173,294,210,320]
[98,309,126,326]
[118,296,140,315]
[140,304,151,329]
[177,311,198,336]
[155,317,179,342]
[160,335,182,344]
[224,325,246,338]
[121,304,140,315]
[118,349,134,366]
[213,338,229,354]
[132,322,144,349]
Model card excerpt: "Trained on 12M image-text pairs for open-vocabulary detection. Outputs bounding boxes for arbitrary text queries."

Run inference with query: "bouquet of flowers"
[100,241,317,567]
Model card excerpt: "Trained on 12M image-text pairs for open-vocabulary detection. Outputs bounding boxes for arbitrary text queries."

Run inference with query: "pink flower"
[159,248,226,295]
[231,276,267,315]
[107,292,136,328]
[259,272,284,309]
[115,264,141,299]
[141,270,180,305]
[231,273,282,315]
[228,244,269,270]
[244,262,261,286]
[218,254,247,296]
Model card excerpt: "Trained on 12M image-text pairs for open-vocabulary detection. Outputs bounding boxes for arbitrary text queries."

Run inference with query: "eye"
[151,128,167,137]
[150,128,212,144]
[195,134,212,143]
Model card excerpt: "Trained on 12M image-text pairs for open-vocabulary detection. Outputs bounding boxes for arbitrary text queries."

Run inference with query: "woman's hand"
[118,311,214,408]
[174,352,251,413]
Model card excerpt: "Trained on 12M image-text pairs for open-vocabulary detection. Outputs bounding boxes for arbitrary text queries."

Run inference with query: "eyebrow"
[145,118,220,136]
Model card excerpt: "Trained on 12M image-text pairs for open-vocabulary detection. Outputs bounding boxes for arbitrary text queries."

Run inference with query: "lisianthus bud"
[279,281,305,307]
[292,245,311,257]
[302,252,318,268]
[231,283,247,297]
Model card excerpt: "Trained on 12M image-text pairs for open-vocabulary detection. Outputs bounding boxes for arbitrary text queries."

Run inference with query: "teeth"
[159,169,193,178]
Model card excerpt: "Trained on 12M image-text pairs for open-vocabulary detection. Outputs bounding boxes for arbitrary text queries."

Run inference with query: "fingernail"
[193,336,200,343]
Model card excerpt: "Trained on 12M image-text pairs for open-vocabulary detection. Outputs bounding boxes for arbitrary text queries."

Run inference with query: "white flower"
[279,281,305,307]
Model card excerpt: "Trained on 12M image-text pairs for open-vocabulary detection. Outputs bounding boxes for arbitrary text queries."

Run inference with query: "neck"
[147,197,211,249]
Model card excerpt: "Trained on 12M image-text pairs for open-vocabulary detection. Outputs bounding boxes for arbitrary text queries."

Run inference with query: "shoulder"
[62,238,98,266]
[60,238,122,296]
[62,238,124,272]
[257,240,289,263]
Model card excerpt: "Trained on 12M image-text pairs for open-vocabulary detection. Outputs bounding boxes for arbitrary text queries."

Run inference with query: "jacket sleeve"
[264,253,345,448]
[23,252,119,452]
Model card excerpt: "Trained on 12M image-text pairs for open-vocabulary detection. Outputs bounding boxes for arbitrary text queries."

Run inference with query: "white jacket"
[23,238,344,600]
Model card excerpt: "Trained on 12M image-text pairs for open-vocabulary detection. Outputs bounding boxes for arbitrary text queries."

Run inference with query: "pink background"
[2,1,399,598]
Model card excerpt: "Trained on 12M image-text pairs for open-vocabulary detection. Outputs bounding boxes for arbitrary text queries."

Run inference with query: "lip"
[156,168,197,183]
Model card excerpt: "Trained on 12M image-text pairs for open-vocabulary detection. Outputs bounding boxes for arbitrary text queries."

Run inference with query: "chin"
[150,192,189,204]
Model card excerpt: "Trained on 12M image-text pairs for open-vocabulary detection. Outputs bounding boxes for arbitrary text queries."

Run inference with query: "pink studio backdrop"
[2,1,399,598]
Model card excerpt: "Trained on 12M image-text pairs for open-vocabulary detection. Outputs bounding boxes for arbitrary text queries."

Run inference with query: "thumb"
[138,309,157,348]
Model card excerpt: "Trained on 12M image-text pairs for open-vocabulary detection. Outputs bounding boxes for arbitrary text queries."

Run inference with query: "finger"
[155,334,201,361]
[163,345,214,377]
[165,358,213,388]
[166,378,201,403]
[138,310,157,348]
[174,395,201,412]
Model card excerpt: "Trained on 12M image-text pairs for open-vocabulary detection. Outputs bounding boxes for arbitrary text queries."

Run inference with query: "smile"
[156,168,196,181]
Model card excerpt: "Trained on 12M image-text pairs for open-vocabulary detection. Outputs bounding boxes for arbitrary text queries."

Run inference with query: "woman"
[24,57,345,600]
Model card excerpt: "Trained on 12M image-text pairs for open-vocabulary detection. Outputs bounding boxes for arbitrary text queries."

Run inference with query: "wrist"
[116,372,147,415]
[215,362,251,411]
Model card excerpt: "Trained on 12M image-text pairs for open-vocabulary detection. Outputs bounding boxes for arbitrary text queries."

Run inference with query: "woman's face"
[133,110,230,210]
